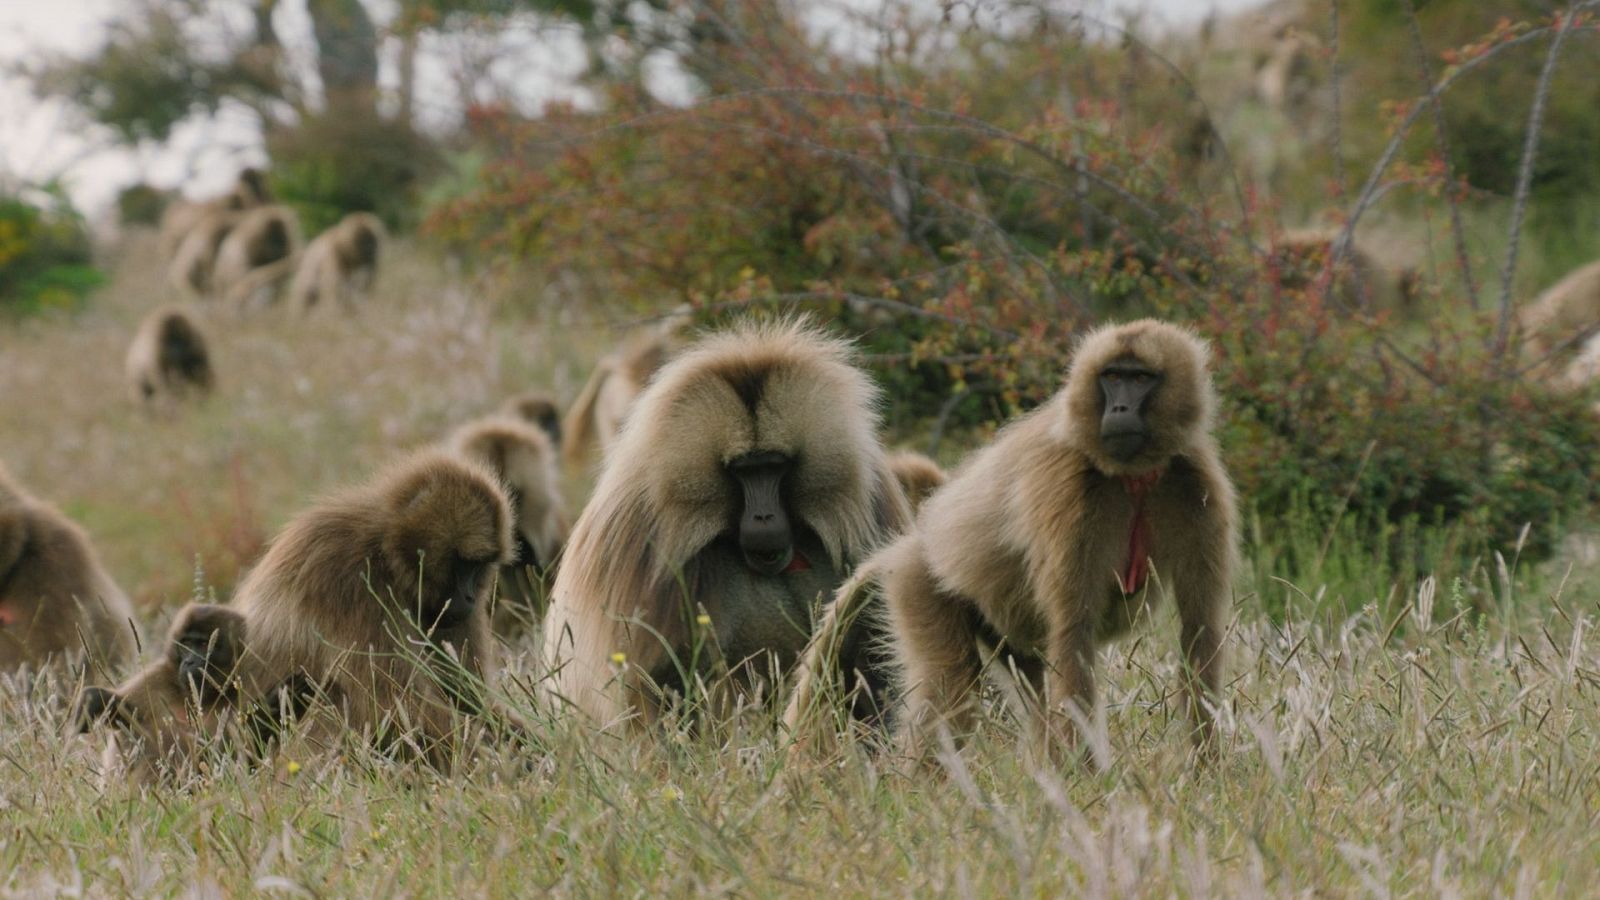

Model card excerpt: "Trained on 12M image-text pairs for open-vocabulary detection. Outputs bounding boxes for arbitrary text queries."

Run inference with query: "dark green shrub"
[0,187,103,315]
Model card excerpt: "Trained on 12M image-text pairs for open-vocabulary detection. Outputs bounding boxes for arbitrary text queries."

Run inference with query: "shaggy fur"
[224,451,514,763]
[501,391,563,450]
[126,306,214,406]
[0,462,137,674]
[562,326,679,467]
[792,319,1236,759]
[542,318,911,726]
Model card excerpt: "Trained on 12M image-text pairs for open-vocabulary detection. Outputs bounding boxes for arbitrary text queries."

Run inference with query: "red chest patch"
[1117,469,1164,594]
[782,549,812,575]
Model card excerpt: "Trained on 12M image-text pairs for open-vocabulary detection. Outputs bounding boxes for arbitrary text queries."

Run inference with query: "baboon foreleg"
[1042,613,1097,762]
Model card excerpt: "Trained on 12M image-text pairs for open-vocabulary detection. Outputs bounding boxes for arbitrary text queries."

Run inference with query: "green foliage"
[428,2,1600,580]
[0,187,103,315]
[267,110,441,235]
[116,183,169,226]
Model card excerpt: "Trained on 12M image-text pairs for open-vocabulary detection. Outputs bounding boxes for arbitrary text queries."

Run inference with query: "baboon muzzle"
[1099,363,1161,462]
[730,450,795,576]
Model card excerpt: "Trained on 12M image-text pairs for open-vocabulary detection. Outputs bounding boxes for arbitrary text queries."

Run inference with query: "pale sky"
[0,0,1267,221]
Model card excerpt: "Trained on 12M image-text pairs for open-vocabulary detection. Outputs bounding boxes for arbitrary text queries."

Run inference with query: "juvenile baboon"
[126,306,214,406]
[1518,259,1600,372]
[287,212,385,314]
[1270,228,1418,315]
[222,450,517,763]
[542,319,912,727]
[501,391,564,450]
[212,204,301,304]
[0,462,138,674]
[76,604,248,779]
[450,416,570,628]
[562,322,683,467]
[794,320,1236,761]
[887,451,947,514]
[157,167,270,259]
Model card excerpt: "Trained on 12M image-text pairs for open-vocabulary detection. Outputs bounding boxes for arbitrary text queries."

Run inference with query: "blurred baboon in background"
[212,205,301,306]
[168,210,243,300]
[1519,259,1600,374]
[563,323,682,468]
[126,306,214,406]
[887,451,947,515]
[157,167,270,259]
[450,416,570,631]
[1255,27,1319,114]
[502,391,564,451]
[287,213,385,314]
[0,462,138,675]
[1270,228,1419,315]
[542,318,911,728]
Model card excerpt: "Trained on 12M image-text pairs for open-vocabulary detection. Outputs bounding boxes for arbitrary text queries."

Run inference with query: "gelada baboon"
[450,416,570,627]
[212,204,301,306]
[0,462,138,674]
[168,210,243,299]
[157,167,270,259]
[502,390,563,450]
[563,318,687,467]
[287,212,385,314]
[795,320,1236,761]
[126,306,214,406]
[887,451,946,514]
[1518,259,1600,373]
[542,318,911,726]
[198,448,512,755]
[218,450,517,763]
[1270,228,1419,315]
[76,603,247,779]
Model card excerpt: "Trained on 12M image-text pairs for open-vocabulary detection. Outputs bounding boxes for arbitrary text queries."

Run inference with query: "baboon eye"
[1104,372,1121,382]
[1133,373,1154,384]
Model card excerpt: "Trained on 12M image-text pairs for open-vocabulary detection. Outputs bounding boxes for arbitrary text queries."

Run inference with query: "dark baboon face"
[728,450,796,575]
[169,604,247,706]
[1097,356,1163,462]
[253,219,291,267]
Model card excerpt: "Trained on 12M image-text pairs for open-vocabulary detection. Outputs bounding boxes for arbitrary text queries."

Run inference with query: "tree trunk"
[306,0,380,115]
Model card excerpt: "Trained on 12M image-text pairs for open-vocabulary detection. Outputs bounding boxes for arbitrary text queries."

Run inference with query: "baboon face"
[1097,356,1162,462]
[381,472,510,629]
[1067,320,1211,471]
[77,605,247,769]
[727,449,796,575]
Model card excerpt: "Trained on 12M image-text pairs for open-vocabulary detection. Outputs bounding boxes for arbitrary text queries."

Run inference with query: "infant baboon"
[1519,259,1600,373]
[0,462,138,674]
[212,204,301,305]
[450,416,570,629]
[795,320,1236,762]
[287,212,385,314]
[223,450,516,764]
[542,318,911,727]
[157,167,271,259]
[887,451,947,514]
[76,604,248,780]
[563,322,684,467]
[126,306,214,406]
[501,391,564,450]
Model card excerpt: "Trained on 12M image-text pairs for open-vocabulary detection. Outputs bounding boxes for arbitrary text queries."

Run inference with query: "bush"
[0,186,103,315]
[116,183,168,226]
[427,2,1600,574]
[267,108,440,236]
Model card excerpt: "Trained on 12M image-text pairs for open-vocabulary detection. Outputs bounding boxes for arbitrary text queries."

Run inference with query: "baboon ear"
[75,686,122,732]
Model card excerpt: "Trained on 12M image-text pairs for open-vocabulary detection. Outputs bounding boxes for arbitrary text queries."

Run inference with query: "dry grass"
[3,234,1600,894]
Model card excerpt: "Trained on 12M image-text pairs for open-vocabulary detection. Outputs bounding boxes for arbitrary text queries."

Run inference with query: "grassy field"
[4,232,1600,894]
